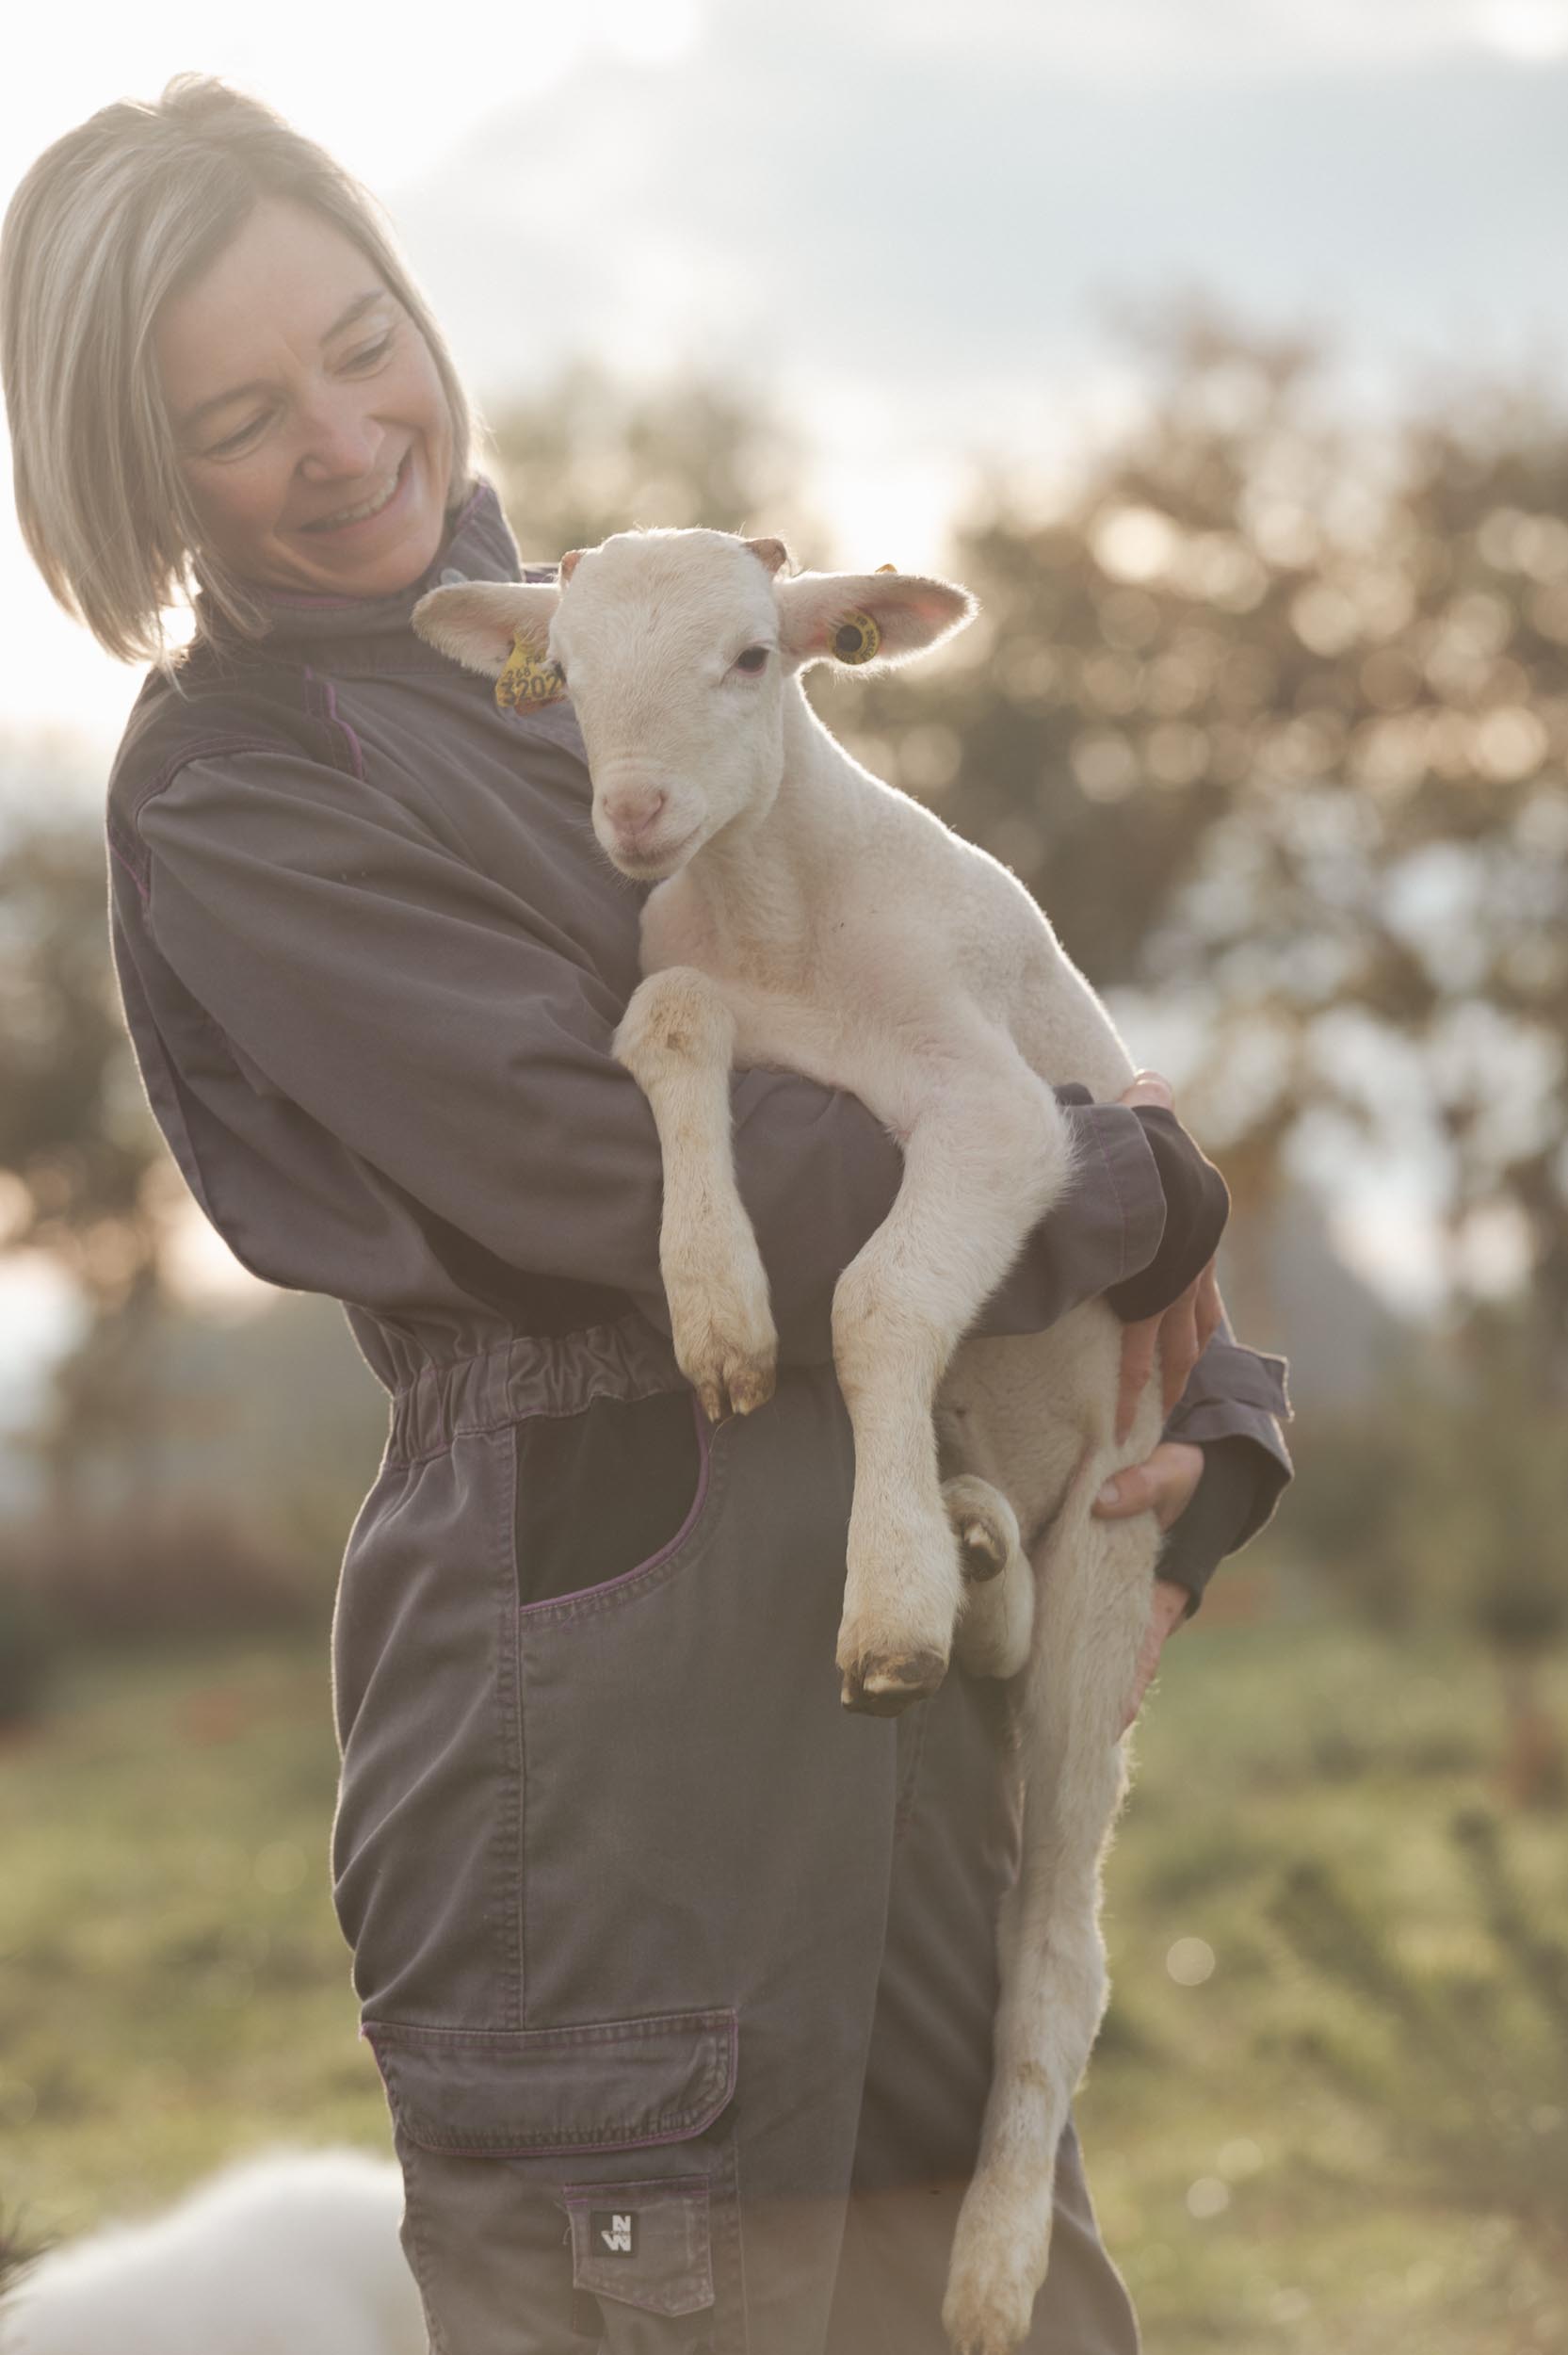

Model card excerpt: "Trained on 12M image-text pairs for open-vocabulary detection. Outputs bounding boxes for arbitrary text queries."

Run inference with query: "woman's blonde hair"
[0,75,476,662]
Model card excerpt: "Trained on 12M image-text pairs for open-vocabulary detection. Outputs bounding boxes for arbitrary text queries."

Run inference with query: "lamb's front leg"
[832,1079,1074,1713]
[615,968,777,1421]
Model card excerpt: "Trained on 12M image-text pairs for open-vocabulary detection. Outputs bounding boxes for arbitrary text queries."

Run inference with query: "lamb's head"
[413,529,976,882]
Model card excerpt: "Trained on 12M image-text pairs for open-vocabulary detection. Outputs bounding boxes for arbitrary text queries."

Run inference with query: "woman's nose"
[296,390,384,481]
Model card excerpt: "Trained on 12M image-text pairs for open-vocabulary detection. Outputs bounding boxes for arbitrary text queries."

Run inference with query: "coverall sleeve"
[1158,1315,1293,1614]
[135,749,1168,1360]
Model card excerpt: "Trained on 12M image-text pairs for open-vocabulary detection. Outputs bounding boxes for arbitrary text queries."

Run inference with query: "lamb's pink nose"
[603,786,669,843]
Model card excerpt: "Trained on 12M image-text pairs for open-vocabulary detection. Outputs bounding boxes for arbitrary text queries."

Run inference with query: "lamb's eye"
[734,645,770,674]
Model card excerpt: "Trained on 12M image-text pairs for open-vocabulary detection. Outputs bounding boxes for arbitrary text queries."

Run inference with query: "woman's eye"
[734,645,770,674]
[346,332,395,372]
[203,415,267,460]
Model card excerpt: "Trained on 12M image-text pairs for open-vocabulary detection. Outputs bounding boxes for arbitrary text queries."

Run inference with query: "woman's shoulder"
[106,638,356,841]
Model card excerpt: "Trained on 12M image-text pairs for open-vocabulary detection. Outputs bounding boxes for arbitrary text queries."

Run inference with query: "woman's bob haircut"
[0,75,477,663]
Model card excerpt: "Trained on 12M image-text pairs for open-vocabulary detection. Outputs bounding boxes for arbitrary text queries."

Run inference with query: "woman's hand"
[1112,1072,1225,1441]
[1091,1437,1206,1730]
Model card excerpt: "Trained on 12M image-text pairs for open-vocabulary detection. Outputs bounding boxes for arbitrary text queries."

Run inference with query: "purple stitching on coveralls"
[304,667,367,780]
[106,829,151,909]
[516,1393,713,1618]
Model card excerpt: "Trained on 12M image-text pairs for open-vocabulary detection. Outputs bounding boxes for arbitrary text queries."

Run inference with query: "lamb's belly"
[727,990,978,1135]
[941,1303,1162,1544]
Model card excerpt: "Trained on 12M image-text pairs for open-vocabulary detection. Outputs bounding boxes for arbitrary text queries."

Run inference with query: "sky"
[2,0,1566,1347]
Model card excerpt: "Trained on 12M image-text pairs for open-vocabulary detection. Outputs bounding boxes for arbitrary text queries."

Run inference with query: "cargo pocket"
[563,2174,713,2315]
[366,2007,743,2354]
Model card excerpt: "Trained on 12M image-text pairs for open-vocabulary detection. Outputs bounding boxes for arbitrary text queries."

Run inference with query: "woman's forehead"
[155,197,389,416]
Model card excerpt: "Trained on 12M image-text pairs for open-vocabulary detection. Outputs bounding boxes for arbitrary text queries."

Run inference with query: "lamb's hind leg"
[942,1458,1156,2355]
[615,967,777,1421]
[832,1080,1075,1715]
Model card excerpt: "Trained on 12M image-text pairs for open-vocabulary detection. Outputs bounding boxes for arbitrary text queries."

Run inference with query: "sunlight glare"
[1472,0,1568,58]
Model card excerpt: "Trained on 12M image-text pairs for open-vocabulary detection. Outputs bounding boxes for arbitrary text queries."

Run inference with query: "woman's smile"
[297,448,412,536]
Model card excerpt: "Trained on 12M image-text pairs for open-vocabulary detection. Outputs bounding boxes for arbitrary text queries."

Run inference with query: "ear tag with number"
[495,629,566,713]
[832,610,882,665]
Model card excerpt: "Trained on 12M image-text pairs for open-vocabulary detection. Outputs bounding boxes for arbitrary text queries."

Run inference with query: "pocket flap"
[365,2007,737,2157]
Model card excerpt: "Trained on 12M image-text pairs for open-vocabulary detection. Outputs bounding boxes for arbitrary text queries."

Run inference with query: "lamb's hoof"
[943,1476,1020,1584]
[944,2184,1049,2355]
[956,1514,1008,1583]
[678,1329,777,1424]
[943,2262,1039,2355]
[839,1648,947,1716]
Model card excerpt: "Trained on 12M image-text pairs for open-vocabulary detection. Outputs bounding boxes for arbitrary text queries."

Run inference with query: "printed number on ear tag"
[495,629,566,712]
[832,610,881,665]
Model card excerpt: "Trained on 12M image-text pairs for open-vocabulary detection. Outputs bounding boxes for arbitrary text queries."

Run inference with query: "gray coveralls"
[106,483,1290,2355]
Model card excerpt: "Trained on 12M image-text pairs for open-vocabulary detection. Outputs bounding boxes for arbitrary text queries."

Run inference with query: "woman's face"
[154,197,456,601]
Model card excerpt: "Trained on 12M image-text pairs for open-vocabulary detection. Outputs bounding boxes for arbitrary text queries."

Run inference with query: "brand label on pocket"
[590,2210,638,2258]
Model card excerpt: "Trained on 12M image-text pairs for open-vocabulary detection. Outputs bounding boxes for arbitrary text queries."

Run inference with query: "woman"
[2,78,1288,2355]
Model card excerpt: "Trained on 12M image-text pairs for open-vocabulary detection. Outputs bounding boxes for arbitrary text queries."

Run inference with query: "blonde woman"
[2,79,1288,2355]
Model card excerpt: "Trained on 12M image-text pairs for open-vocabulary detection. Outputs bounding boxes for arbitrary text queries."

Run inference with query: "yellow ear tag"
[495,629,566,713]
[832,610,882,666]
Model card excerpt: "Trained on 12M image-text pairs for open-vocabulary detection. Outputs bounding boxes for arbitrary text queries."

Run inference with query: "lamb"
[414,532,1171,2355]
[0,2149,422,2355]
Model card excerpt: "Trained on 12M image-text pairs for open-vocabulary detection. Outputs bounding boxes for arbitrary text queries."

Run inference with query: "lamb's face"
[412,532,978,885]
[554,531,788,882]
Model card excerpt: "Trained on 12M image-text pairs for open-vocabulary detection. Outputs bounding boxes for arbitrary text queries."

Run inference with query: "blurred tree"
[829,309,1568,1380]
[0,810,169,1520]
[1289,1308,1568,1802]
[484,361,819,561]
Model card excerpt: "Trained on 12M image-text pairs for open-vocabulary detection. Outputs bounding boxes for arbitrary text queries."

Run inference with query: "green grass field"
[2,1600,1563,2351]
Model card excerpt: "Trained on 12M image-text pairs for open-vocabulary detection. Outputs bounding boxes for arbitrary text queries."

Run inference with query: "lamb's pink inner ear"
[560,548,585,583]
[778,570,975,664]
[745,536,791,577]
[412,583,558,677]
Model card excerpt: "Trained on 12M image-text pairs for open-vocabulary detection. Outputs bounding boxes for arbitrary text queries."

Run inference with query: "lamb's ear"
[774,569,976,671]
[412,581,561,676]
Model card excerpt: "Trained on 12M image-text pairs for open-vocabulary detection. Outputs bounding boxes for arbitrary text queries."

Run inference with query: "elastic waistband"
[386,1315,685,1464]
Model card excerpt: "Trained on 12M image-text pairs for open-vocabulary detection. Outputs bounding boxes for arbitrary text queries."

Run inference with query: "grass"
[2,1600,1564,2351]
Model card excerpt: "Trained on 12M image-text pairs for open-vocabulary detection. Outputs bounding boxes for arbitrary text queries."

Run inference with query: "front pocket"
[513,1388,709,1611]
[564,2175,714,2316]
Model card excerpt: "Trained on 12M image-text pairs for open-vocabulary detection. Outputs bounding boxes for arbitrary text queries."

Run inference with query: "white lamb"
[0,2149,422,2355]
[415,533,1171,2355]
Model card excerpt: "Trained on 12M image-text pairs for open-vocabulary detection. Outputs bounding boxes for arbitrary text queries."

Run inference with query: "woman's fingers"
[1159,1280,1201,1418]
[1095,1440,1205,1529]
[1194,1259,1224,1356]
[1115,1313,1160,1443]
[1117,1576,1193,1732]
[1117,1068,1175,1113]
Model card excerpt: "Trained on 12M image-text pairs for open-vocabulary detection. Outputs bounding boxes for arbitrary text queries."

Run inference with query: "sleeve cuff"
[977,1102,1167,1338]
[1157,1331,1294,1615]
[1157,1434,1285,1616]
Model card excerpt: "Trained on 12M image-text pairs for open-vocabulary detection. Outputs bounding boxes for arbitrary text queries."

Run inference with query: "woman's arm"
[129,746,1199,1355]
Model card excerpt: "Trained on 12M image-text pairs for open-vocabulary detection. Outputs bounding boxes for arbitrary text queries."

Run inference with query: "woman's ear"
[774,569,976,672]
[412,580,561,675]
